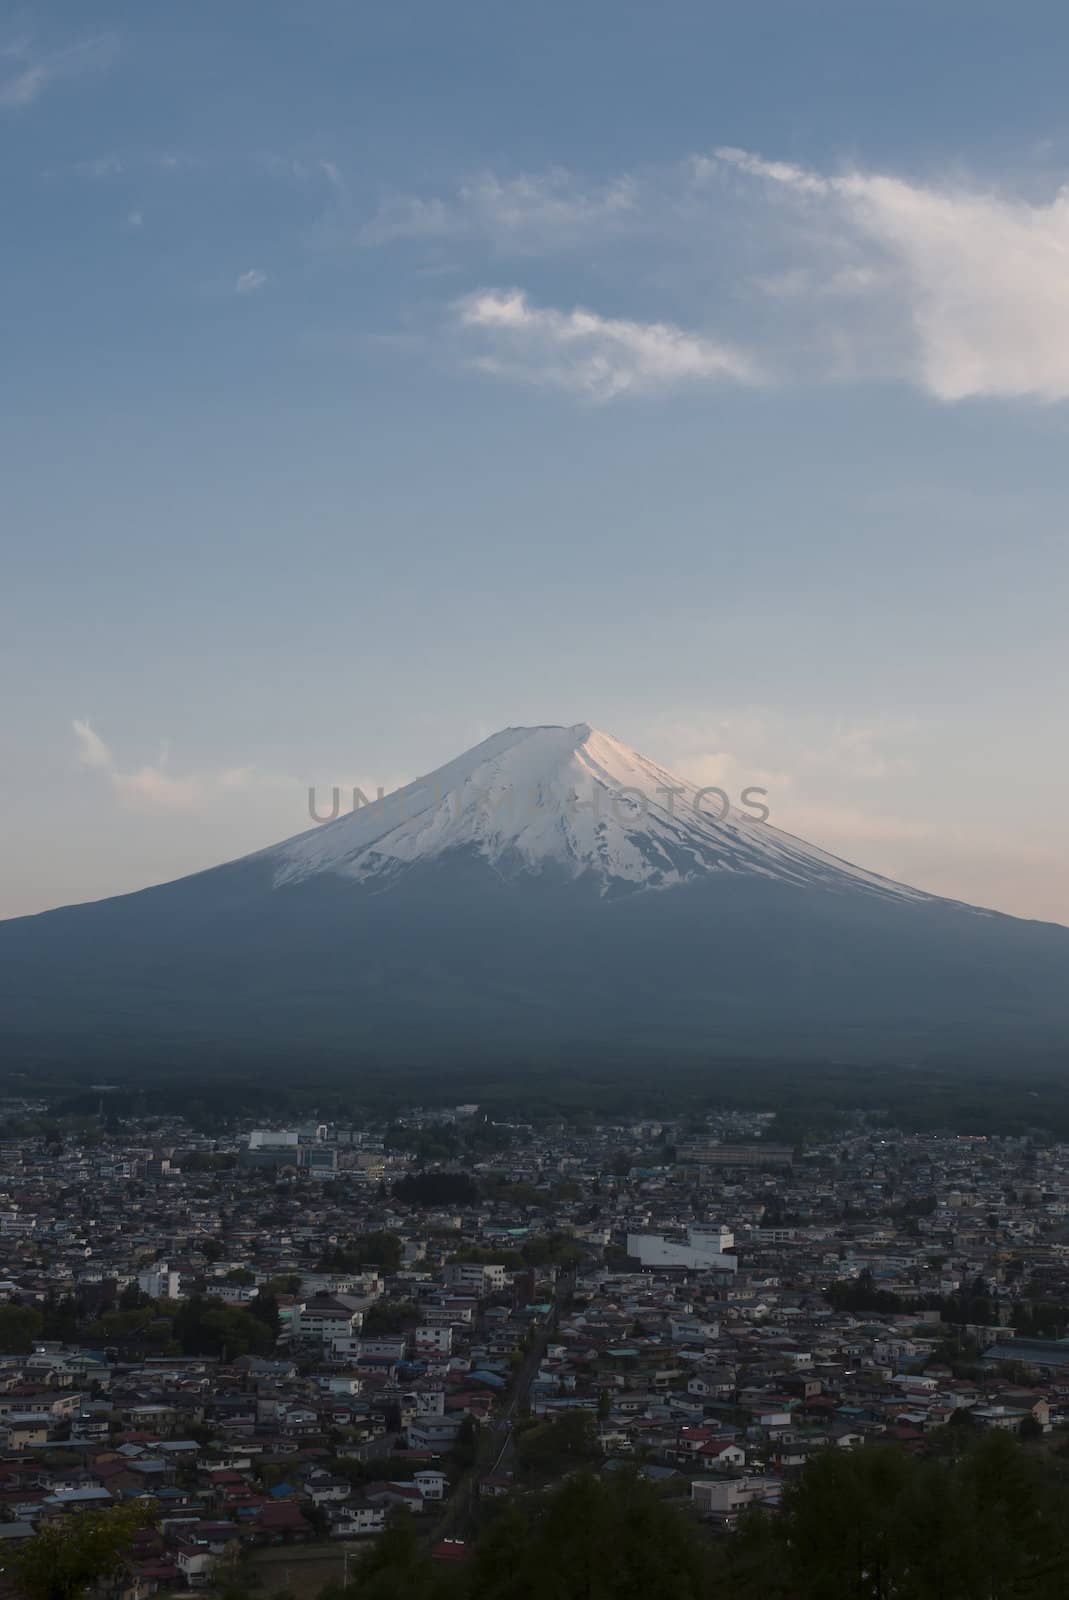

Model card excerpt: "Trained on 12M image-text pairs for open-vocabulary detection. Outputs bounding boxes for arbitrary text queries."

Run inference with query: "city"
[1,1093,1069,1593]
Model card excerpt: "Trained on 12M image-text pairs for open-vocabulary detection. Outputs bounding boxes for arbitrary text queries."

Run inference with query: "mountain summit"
[2,723,1067,1069]
[265,723,927,903]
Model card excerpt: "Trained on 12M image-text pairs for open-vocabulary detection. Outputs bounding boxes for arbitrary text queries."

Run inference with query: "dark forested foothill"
[321,1438,1069,1600]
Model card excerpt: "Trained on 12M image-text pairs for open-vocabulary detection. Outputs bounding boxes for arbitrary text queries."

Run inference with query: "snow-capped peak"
[261,723,928,903]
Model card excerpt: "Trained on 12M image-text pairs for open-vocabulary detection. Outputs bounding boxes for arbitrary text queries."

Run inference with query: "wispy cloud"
[352,169,637,253]
[455,288,757,400]
[0,33,118,112]
[72,720,267,812]
[72,718,112,770]
[235,268,268,294]
[44,149,192,183]
[355,146,1069,406]
[69,154,125,179]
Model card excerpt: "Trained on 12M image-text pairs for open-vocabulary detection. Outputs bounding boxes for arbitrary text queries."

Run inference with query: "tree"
[724,1434,1069,1600]
[304,1503,331,1539]
[249,1291,280,1338]
[824,1269,901,1315]
[516,1410,601,1473]
[9,1503,155,1600]
[0,1304,44,1355]
[361,1300,418,1336]
[452,1413,478,1470]
[317,1232,403,1274]
[262,1273,302,1296]
[471,1469,711,1600]
[393,1172,479,1207]
[172,1295,274,1359]
[351,1511,436,1600]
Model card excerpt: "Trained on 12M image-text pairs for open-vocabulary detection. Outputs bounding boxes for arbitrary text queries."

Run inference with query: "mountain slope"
[261,723,929,901]
[1,723,1067,1070]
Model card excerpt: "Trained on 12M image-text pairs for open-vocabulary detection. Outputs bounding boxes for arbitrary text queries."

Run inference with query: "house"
[173,1540,217,1587]
[406,1416,462,1451]
[478,1473,513,1499]
[691,1476,781,1525]
[696,1440,746,1470]
[328,1503,385,1537]
[364,1482,425,1513]
[295,1296,365,1344]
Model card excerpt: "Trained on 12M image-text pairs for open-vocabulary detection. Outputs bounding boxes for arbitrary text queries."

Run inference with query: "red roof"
[255,1502,310,1530]
[432,1541,470,1564]
[365,1482,422,1502]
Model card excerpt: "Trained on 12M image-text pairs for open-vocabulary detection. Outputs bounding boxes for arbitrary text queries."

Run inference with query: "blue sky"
[4,0,1069,922]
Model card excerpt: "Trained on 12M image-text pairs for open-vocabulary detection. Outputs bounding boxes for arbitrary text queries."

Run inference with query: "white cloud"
[110,766,203,811]
[455,288,757,400]
[353,146,1069,406]
[72,719,113,770]
[0,34,118,112]
[71,721,277,813]
[235,268,268,294]
[711,145,1069,402]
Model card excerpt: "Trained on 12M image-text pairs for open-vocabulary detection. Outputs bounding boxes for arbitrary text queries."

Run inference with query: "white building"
[691,1476,780,1523]
[414,1325,453,1356]
[296,1295,364,1343]
[406,1415,462,1451]
[626,1226,737,1274]
[444,1261,508,1294]
[137,1263,182,1299]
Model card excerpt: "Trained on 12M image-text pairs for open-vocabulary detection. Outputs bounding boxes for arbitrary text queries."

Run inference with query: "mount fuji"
[2,722,1068,1069]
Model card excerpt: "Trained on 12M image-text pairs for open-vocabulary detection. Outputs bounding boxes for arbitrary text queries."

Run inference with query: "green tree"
[9,1503,155,1600]
[252,1288,280,1332]
[351,1511,436,1600]
[317,1232,404,1274]
[452,1413,479,1470]
[516,1409,600,1473]
[726,1434,1069,1600]
[362,1300,418,1336]
[0,1304,44,1355]
[172,1294,274,1359]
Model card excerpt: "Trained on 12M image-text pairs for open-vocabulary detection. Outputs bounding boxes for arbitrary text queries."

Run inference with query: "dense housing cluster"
[0,1094,1068,1593]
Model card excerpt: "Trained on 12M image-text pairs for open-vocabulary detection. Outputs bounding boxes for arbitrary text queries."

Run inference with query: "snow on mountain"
[6,721,1066,1071]
[264,722,931,903]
